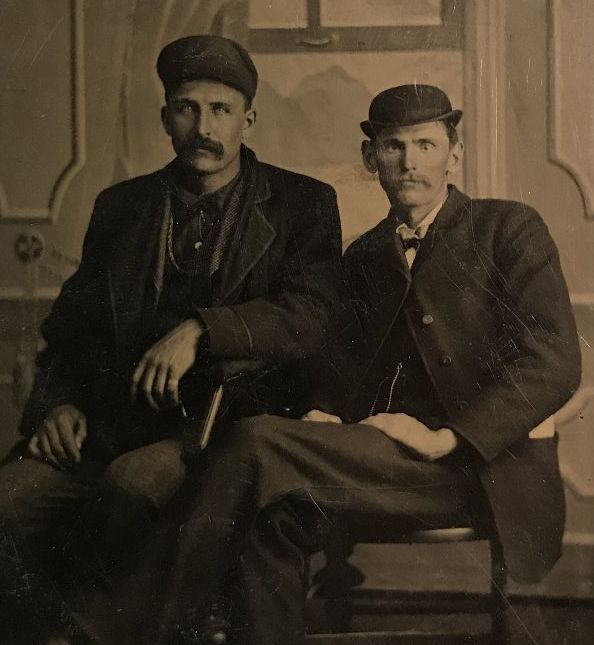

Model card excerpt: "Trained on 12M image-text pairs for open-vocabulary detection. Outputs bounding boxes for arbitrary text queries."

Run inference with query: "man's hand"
[28,405,87,469]
[131,319,204,410]
[359,413,459,461]
[301,409,343,424]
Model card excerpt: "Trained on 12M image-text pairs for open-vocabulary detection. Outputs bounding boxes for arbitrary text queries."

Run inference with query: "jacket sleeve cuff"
[196,306,253,359]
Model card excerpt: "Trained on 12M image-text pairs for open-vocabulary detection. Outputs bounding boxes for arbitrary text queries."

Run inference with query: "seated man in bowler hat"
[137,85,580,645]
[0,35,342,645]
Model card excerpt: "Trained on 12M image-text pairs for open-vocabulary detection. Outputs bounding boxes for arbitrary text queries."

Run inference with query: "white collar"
[414,197,446,238]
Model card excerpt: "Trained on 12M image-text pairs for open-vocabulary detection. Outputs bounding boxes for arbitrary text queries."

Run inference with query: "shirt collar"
[393,195,447,240]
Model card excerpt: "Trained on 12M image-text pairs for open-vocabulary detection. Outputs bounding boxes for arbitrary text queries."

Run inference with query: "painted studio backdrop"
[0,0,593,602]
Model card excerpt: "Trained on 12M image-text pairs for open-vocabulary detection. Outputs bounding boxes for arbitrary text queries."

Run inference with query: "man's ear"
[446,141,463,176]
[161,106,171,136]
[361,139,378,174]
[242,108,257,141]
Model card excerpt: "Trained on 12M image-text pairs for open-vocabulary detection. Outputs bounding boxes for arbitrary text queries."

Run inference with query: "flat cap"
[157,35,258,100]
[361,84,462,138]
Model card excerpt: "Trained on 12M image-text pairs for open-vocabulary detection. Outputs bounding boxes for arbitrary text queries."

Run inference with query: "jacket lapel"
[107,174,170,347]
[411,185,469,272]
[364,217,412,312]
[349,218,412,398]
[212,153,276,306]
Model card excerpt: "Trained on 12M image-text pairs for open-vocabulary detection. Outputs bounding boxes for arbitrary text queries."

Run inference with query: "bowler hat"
[361,84,462,138]
[157,35,258,101]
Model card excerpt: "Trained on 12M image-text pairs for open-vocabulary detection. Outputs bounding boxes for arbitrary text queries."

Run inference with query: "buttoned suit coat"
[339,186,581,582]
[20,148,343,459]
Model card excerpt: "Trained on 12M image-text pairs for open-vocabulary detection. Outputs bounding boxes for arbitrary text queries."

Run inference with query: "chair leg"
[490,538,510,644]
[310,523,364,632]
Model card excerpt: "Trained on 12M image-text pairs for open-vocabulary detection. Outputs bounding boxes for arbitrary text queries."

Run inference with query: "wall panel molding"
[548,0,594,220]
[0,0,86,223]
[463,0,507,199]
[561,463,594,501]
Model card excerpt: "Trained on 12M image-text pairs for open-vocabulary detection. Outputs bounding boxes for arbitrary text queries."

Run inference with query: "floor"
[305,596,594,644]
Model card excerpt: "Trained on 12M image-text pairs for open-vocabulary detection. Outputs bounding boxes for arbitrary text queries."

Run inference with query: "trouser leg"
[233,497,325,645]
[0,438,187,643]
[99,437,186,567]
[0,454,103,642]
[157,414,475,644]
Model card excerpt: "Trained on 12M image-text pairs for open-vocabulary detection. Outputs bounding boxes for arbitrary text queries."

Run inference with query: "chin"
[395,192,421,207]
[182,156,223,175]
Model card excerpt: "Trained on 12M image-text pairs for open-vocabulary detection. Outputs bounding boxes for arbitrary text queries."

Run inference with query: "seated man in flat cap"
[133,85,580,645]
[0,35,342,644]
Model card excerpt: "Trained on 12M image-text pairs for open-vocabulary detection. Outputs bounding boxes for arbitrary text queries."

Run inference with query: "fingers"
[58,419,82,464]
[131,361,146,404]
[152,364,169,408]
[27,407,88,469]
[27,434,41,458]
[74,416,87,452]
[132,359,159,410]
[155,366,180,408]
[45,420,69,464]
[301,409,343,423]
[38,431,60,468]
[165,372,180,407]
[132,356,180,410]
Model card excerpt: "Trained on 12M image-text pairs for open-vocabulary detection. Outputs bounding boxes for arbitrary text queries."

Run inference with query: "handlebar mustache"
[190,138,224,157]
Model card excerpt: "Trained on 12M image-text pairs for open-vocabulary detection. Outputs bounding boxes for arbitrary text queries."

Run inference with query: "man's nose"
[195,111,213,137]
[399,145,417,170]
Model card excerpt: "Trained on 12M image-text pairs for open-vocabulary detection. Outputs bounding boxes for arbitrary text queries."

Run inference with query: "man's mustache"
[397,175,430,187]
[187,137,225,157]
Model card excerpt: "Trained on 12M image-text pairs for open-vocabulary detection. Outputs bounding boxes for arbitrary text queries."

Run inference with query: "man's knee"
[102,439,186,514]
[226,415,307,480]
[233,414,286,451]
[0,457,71,535]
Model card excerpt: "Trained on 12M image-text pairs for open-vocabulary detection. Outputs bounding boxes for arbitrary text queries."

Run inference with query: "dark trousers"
[141,415,479,645]
[0,438,187,643]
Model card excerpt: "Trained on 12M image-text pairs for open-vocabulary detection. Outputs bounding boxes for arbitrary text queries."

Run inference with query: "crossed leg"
[150,415,478,645]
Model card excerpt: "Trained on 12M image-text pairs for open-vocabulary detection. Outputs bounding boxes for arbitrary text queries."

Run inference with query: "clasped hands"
[28,319,204,468]
[302,409,458,461]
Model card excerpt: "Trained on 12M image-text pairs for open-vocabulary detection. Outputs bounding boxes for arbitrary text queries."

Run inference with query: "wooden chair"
[306,524,509,644]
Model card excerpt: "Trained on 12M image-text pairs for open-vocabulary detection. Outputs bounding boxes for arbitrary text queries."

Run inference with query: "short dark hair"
[443,120,459,146]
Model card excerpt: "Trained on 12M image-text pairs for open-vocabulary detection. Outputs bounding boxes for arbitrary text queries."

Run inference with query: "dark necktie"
[400,235,421,251]
[397,223,422,249]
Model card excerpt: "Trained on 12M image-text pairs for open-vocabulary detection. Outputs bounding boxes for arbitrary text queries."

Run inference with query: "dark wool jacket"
[20,147,343,459]
[327,186,581,583]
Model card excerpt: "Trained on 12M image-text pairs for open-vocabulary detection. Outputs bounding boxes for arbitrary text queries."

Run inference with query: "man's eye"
[419,141,435,150]
[176,103,193,114]
[212,105,230,114]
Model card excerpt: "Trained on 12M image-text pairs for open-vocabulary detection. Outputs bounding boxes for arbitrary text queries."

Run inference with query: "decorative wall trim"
[0,0,86,223]
[0,286,60,301]
[564,532,594,547]
[570,293,594,306]
[248,0,463,53]
[561,463,594,501]
[463,0,507,199]
[548,0,594,220]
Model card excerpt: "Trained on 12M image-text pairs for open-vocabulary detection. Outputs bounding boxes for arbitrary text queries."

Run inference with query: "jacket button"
[439,355,452,367]
[421,314,434,325]
[456,399,468,410]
